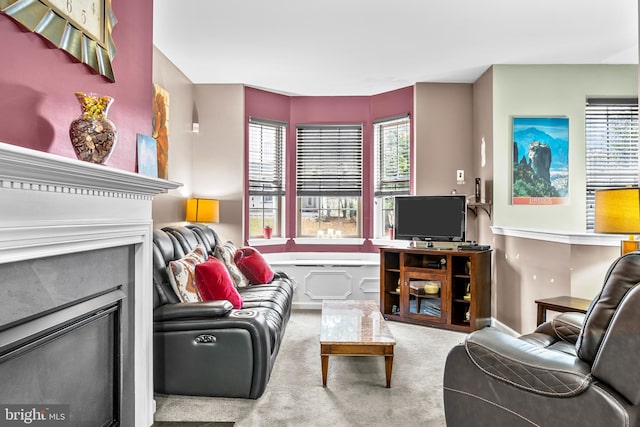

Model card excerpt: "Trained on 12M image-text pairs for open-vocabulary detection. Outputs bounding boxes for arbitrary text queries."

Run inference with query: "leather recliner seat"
[443,252,640,426]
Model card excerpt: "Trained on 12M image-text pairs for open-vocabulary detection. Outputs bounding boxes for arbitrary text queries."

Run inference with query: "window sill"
[247,238,288,247]
[248,237,368,247]
[250,237,416,248]
[292,237,366,245]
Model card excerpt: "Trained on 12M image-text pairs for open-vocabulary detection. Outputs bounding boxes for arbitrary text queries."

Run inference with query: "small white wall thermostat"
[456,169,465,184]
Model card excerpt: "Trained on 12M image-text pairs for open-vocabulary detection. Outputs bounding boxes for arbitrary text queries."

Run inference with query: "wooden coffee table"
[320,300,396,388]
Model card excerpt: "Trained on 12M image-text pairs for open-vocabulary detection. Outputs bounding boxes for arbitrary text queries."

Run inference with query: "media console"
[379,247,491,332]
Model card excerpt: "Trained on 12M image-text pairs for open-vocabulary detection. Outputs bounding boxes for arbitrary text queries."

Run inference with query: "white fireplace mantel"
[0,141,177,197]
[0,142,180,426]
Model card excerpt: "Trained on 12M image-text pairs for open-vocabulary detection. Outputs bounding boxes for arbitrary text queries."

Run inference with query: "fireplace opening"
[0,289,125,426]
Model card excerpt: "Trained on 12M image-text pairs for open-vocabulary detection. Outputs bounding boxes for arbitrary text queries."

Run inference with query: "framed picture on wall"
[152,83,170,180]
[512,116,569,205]
[136,134,158,178]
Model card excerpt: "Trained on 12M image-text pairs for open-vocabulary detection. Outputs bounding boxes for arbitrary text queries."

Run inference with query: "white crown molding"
[0,141,180,198]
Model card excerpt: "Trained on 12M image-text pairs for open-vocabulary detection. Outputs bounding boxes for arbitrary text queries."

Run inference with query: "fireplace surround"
[0,142,179,426]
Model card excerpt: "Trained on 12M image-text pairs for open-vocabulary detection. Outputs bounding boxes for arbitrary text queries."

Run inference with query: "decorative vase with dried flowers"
[69,92,118,164]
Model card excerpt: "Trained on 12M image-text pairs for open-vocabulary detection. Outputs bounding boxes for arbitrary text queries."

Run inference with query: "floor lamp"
[595,188,640,255]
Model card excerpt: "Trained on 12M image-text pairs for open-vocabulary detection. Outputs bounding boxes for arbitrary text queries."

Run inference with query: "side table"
[534,296,591,325]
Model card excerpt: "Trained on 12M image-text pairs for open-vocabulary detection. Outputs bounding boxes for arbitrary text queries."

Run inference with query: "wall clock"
[0,0,117,81]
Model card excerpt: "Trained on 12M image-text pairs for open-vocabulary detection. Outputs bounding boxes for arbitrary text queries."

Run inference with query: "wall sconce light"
[191,102,200,133]
[595,187,640,255]
[186,198,219,223]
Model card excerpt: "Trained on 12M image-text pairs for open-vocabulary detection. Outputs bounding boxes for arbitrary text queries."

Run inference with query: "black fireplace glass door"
[0,305,119,427]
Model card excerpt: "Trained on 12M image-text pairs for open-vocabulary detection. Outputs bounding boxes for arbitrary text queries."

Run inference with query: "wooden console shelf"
[379,247,492,332]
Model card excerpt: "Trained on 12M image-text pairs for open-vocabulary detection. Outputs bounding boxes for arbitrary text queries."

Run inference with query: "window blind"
[296,124,363,196]
[249,118,286,196]
[585,98,639,231]
[374,115,410,196]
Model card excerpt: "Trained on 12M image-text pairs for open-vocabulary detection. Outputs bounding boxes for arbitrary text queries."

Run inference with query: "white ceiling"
[153,0,639,97]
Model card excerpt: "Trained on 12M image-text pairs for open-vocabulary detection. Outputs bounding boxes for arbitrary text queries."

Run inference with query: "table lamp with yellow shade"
[185,198,219,223]
[595,188,640,255]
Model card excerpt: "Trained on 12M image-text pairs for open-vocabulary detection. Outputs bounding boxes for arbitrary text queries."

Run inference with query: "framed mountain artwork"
[512,117,569,205]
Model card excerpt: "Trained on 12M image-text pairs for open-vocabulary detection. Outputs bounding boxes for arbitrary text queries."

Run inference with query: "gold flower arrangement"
[75,92,112,118]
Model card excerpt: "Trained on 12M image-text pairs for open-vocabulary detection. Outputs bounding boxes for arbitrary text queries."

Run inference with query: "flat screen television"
[394,195,467,242]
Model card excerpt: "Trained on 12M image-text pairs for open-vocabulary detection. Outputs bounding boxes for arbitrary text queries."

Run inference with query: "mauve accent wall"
[0,0,154,172]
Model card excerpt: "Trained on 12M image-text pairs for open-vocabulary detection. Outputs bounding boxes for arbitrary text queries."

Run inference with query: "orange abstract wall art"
[152,83,169,179]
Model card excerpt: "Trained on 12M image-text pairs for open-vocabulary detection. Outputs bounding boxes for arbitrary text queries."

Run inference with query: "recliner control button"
[195,334,217,344]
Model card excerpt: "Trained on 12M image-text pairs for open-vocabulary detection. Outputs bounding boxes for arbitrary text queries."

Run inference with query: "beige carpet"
[154,309,467,426]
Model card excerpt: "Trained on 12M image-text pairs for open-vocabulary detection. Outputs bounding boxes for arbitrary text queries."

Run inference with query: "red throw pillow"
[195,257,243,309]
[234,247,275,285]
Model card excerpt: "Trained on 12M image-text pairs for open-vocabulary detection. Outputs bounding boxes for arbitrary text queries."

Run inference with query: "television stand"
[380,247,492,332]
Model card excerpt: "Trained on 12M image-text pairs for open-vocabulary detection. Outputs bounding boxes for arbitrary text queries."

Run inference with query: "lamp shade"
[595,188,640,234]
[185,198,219,223]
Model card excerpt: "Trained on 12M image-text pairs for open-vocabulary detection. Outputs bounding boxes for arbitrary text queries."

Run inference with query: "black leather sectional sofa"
[151,224,293,399]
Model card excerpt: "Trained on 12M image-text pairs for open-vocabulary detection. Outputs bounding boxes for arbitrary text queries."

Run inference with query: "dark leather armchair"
[443,252,640,426]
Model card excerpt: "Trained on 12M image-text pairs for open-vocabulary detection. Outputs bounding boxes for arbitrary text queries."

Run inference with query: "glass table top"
[320,300,396,345]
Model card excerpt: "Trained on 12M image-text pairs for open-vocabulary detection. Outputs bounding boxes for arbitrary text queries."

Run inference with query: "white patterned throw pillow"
[167,245,207,302]
[214,241,249,288]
